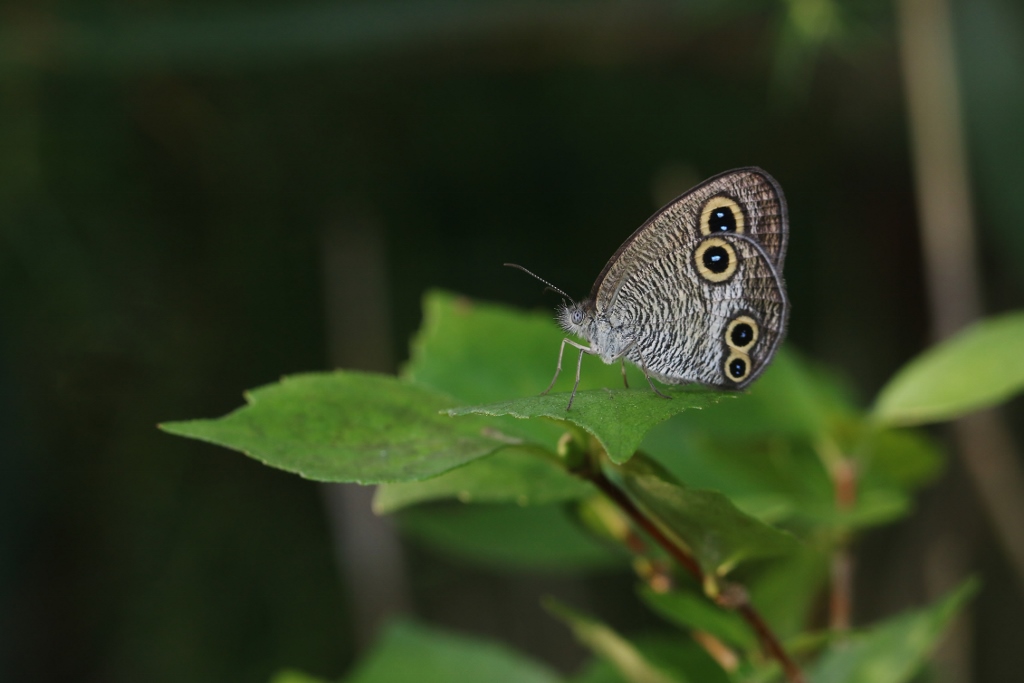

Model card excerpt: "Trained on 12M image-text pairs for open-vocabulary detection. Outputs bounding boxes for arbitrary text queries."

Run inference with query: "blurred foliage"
[2,0,1023,681]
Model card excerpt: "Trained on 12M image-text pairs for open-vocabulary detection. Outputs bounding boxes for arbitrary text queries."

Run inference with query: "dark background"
[1,1,1022,681]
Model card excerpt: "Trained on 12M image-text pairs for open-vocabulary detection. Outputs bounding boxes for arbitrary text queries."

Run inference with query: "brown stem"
[829,454,857,632]
[586,468,806,683]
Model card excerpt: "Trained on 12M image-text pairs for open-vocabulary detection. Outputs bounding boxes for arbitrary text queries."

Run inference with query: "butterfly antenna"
[503,263,575,305]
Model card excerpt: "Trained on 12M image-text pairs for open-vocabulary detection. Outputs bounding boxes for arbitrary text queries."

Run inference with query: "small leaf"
[373,446,592,514]
[161,371,505,484]
[398,502,620,572]
[450,388,725,465]
[343,619,561,683]
[873,311,1024,425]
[612,454,799,576]
[809,579,978,683]
[638,585,758,651]
[545,600,685,683]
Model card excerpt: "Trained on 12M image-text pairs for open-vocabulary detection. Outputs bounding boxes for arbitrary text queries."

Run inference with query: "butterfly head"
[557,300,595,340]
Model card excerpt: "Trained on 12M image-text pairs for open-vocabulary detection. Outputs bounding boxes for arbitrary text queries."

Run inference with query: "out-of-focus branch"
[321,216,412,651]
[897,0,1024,599]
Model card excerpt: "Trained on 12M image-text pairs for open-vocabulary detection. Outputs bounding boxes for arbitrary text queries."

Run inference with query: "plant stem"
[586,467,806,683]
[818,438,856,632]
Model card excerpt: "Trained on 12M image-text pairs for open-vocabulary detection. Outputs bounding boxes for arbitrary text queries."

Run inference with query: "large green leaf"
[873,311,1024,425]
[450,388,725,465]
[343,619,561,683]
[612,455,799,577]
[637,585,757,651]
[373,445,592,514]
[809,579,977,683]
[545,600,685,683]
[397,502,620,572]
[404,289,645,403]
[160,371,505,484]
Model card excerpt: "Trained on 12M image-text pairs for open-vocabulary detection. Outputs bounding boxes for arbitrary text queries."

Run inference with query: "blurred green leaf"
[809,579,978,683]
[638,350,856,530]
[660,348,856,442]
[398,502,620,572]
[450,388,725,465]
[642,428,833,529]
[270,671,332,683]
[569,634,730,683]
[160,371,504,484]
[342,619,561,683]
[859,427,944,492]
[638,585,757,651]
[747,544,830,641]
[545,600,684,683]
[873,312,1024,425]
[373,445,592,514]
[613,455,799,576]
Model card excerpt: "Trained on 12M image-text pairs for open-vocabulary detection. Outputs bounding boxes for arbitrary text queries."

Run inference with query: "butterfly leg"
[634,348,671,400]
[542,338,592,396]
[620,359,629,389]
[566,344,591,411]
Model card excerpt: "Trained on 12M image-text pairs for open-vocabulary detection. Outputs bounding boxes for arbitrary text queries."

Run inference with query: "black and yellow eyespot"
[700,196,746,236]
[694,237,738,283]
[724,351,752,383]
[726,315,759,351]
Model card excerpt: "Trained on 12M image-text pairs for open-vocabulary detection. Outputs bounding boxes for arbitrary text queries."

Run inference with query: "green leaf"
[873,311,1024,425]
[746,544,830,640]
[160,371,505,484]
[343,619,561,683]
[397,502,620,572]
[373,445,592,514]
[450,388,725,465]
[637,585,757,651]
[809,579,978,683]
[404,289,646,404]
[545,600,684,683]
[569,635,730,683]
[270,671,332,683]
[657,348,856,442]
[641,428,832,528]
[612,454,799,576]
[862,428,943,492]
[402,290,574,449]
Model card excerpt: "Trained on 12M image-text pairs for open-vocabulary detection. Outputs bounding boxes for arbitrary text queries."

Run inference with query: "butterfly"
[509,167,788,410]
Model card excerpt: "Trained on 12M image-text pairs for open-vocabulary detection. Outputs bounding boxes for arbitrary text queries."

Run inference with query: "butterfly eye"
[700,196,745,236]
[572,309,584,325]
